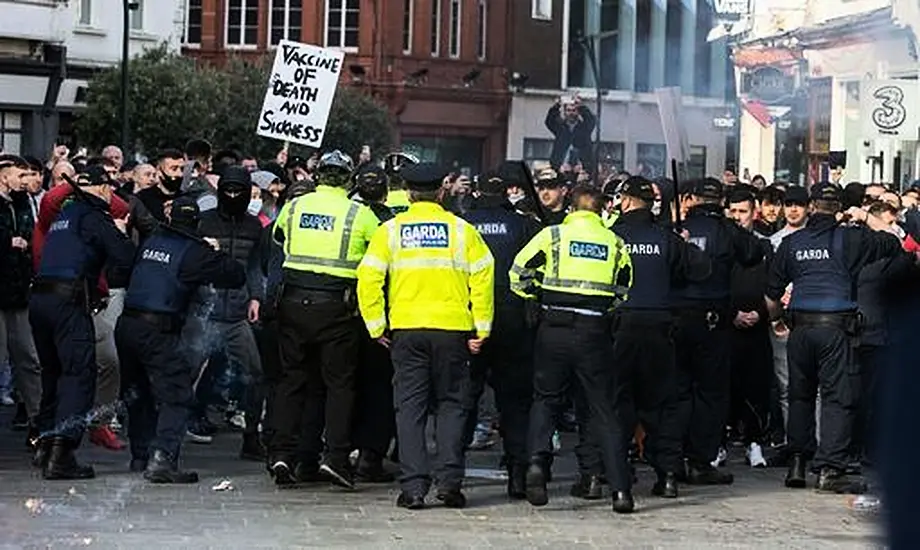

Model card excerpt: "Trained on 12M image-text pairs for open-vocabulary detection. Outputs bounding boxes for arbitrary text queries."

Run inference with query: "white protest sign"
[256,40,345,147]
[860,80,920,140]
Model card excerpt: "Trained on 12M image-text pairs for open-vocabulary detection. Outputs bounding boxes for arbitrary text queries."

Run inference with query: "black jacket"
[197,209,265,322]
[0,191,35,309]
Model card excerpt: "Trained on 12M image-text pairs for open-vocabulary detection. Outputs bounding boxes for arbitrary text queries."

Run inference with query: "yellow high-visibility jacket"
[385,189,411,214]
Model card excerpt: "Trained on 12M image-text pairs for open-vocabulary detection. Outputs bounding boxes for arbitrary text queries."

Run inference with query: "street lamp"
[121,1,139,155]
[575,29,617,187]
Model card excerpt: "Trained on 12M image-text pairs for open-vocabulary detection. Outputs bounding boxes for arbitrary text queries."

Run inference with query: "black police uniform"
[673,178,765,483]
[610,177,712,497]
[115,197,246,483]
[766,183,905,489]
[462,189,541,498]
[30,167,136,480]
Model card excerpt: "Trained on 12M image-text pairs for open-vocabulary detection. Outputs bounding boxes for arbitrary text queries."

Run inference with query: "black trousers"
[730,324,773,445]
[30,293,97,444]
[464,304,534,467]
[352,335,396,457]
[390,330,472,495]
[270,289,360,465]
[854,345,883,463]
[674,309,732,466]
[115,315,194,460]
[528,310,629,492]
[612,310,683,474]
[254,319,280,441]
[787,322,858,471]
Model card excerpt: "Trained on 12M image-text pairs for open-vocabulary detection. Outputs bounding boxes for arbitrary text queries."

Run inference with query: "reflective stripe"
[391,258,462,270]
[510,264,529,276]
[286,255,359,269]
[542,277,623,295]
[365,317,387,332]
[474,320,492,333]
[454,219,468,271]
[338,203,361,260]
[360,254,388,272]
[549,226,561,279]
[469,254,493,273]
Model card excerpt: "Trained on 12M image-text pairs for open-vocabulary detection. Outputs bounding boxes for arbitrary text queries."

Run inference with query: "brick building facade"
[182,0,511,173]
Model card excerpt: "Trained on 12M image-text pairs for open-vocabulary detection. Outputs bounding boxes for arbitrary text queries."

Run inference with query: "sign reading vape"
[861,80,920,139]
[712,0,751,19]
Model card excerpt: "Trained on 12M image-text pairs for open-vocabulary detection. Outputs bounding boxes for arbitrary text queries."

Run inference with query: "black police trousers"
[853,344,883,463]
[30,292,97,444]
[115,314,195,460]
[390,329,472,496]
[674,308,732,466]
[270,288,360,466]
[464,303,534,468]
[528,309,630,492]
[352,334,396,458]
[730,324,773,445]
[787,317,859,471]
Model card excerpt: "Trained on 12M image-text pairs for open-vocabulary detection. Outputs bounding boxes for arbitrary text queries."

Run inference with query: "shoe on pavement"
[396,492,426,510]
[144,449,198,484]
[687,463,734,485]
[747,442,767,468]
[89,426,126,450]
[43,437,95,480]
[525,463,549,506]
[319,461,355,489]
[271,460,297,486]
[355,452,395,483]
[710,446,728,468]
[570,474,604,500]
[652,471,679,498]
[186,429,213,444]
[612,491,635,514]
[507,463,527,500]
[785,453,807,489]
[436,488,467,509]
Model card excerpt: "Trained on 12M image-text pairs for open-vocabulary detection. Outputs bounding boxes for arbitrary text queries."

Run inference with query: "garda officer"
[673,177,764,485]
[383,152,418,214]
[509,185,635,513]
[610,176,711,499]
[350,167,397,481]
[30,165,135,480]
[115,196,246,483]
[765,182,905,492]
[601,179,621,229]
[268,150,379,488]
[356,162,495,510]
[462,170,541,499]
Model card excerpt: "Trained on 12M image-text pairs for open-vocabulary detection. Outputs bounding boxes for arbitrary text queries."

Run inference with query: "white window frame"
[324,0,360,52]
[532,0,551,20]
[78,0,92,26]
[129,0,144,31]
[402,0,414,54]
[183,0,202,47]
[448,0,461,59]
[268,0,303,47]
[0,112,23,156]
[430,0,441,57]
[476,0,486,61]
[224,0,259,49]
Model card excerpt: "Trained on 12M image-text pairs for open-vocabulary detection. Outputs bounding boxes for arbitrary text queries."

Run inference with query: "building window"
[566,0,619,89]
[130,0,144,31]
[636,143,667,178]
[78,0,92,25]
[532,0,551,20]
[665,0,682,87]
[476,0,486,60]
[430,0,441,56]
[270,0,302,46]
[597,142,625,175]
[226,0,259,47]
[448,0,461,58]
[402,0,414,53]
[325,0,360,50]
[184,0,202,45]
[0,112,23,156]
[523,138,555,165]
[688,146,707,178]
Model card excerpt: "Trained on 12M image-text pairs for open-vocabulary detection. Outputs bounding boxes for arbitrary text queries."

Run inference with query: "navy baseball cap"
[784,186,808,205]
[619,176,656,202]
[693,178,723,200]
[810,182,842,202]
[401,162,448,190]
[74,165,111,187]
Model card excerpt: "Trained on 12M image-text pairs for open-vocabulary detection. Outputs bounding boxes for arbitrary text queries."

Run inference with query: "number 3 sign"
[861,80,919,139]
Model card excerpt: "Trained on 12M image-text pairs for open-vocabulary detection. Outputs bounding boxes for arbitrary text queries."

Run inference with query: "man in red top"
[33,176,132,450]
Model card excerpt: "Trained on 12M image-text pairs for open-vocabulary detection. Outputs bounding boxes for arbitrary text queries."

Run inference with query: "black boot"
[144,449,198,484]
[687,462,733,485]
[525,462,548,507]
[569,474,604,500]
[355,451,395,483]
[239,433,266,462]
[816,467,867,494]
[652,471,679,498]
[129,457,148,473]
[507,463,527,500]
[612,491,635,514]
[43,437,95,480]
[784,453,807,488]
[31,437,51,469]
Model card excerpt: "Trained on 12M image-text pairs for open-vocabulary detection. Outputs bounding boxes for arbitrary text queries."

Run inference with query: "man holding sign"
[257,40,345,148]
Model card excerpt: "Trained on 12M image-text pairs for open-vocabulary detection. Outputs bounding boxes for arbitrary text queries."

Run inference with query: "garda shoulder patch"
[569,241,609,261]
[400,222,449,248]
[688,236,708,252]
[299,213,336,231]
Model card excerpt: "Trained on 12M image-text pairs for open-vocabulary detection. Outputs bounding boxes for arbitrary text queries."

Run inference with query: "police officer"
[610,176,711,499]
[462,170,541,499]
[673,177,764,485]
[356,162,495,510]
[509,185,635,513]
[350,166,397,481]
[765,182,905,492]
[30,165,135,480]
[383,152,418,214]
[115,196,246,483]
[269,150,379,488]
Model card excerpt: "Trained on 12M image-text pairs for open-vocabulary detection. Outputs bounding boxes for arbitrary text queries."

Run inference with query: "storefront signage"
[742,66,796,105]
[861,79,920,140]
[712,115,736,129]
[712,0,751,19]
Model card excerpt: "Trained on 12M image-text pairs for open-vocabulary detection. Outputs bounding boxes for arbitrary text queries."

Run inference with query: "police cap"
[478,170,505,195]
[218,165,252,190]
[74,164,111,187]
[317,150,354,173]
[0,154,28,170]
[170,195,201,228]
[693,177,723,200]
[400,162,447,190]
[784,186,808,205]
[619,175,656,202]
[354,167,388,189]
[810,182,842,202]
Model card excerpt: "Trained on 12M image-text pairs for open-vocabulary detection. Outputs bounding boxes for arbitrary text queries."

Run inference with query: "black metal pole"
[582,37,603,188]
[120,0,130,154]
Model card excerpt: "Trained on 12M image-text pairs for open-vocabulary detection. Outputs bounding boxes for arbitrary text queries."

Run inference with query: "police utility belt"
[32,278,103,313]
[122,308,184,333]
[788,311,861,334]
[280,284,355,308]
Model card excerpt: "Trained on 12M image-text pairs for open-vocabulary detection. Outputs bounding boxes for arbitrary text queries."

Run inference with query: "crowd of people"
[0,138,918,516]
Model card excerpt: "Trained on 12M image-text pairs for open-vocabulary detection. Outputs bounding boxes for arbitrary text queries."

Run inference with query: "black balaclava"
[217,165,252,218]
[160,169,183,194]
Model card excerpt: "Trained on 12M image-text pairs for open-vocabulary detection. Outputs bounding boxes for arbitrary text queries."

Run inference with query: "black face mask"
[161,173,182,193]
[218,189,249,218]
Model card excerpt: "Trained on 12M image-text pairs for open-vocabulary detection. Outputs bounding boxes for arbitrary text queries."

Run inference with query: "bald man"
[102,145,123,171]
[50,161,75,189]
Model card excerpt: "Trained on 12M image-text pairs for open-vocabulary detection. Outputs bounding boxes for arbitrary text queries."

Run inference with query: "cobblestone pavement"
[0,415,882,549]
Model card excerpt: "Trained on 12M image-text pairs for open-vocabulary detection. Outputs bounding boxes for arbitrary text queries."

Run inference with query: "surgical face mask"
[247,198,263,216]
[507,189,525,203]
[652,200,662,217]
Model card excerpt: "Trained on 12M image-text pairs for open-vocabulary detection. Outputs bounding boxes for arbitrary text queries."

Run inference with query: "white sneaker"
[229,411,246,431]
[0,392,14,406]
[747,442,767,468]
[186,430,213,444]
[710,446,728,468]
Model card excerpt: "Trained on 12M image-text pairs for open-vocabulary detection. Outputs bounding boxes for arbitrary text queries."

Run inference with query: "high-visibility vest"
[385,189,411,214]
[509,210,632,309]
[273,185,379,280]
[356,201,495,338]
